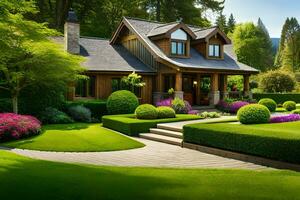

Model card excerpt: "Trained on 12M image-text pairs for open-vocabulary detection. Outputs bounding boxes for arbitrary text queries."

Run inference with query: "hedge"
[64,100,107,120]
[102,114,201,136]
[183,122,300,164]
[253,93,300,104]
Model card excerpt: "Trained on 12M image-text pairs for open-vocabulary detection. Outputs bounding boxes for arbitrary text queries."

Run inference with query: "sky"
[219,0,300,38]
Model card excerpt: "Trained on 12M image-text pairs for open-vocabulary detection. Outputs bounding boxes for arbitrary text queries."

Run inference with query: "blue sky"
[220,0,300,38]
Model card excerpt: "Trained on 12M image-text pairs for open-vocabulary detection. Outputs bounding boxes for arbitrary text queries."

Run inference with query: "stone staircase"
[140,124,183,146]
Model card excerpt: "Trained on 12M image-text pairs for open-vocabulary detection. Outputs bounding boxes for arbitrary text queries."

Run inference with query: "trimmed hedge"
[102,114,201,136]
[283,101,297,111]
[64,100,107,119]
[253,93,300,104]
[157,106,176,119]
[107,90,139,114]
[237,104,270,124]
[258,98,277,112]
[135,104,158,119]
[183,122,300,164]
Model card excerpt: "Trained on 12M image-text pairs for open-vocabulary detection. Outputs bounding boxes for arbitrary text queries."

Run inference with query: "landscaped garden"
[1,150,300,200]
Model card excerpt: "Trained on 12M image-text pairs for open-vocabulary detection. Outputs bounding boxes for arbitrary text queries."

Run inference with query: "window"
[171,41,186,56]
[111,78,121,92]
[208,44,220,57]
[171,29,187,40]
[75,75,96,97]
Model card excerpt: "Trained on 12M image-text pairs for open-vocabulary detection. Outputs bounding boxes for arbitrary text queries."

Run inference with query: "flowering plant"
[0,113,41,141]
[270,114,300,123]
[229,101,249,113]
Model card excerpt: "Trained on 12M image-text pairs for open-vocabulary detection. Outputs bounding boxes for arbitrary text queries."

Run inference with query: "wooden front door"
[183,74,197,105]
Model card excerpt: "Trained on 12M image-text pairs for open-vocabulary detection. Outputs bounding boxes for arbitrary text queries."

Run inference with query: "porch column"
[174,71,183,99]
[209,73,220,105]
[153,72,164,104]
[243,74,252,98]
[220,74,228,100]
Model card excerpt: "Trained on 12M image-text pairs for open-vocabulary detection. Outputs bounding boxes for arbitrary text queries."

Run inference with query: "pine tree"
[215,11,227,33]
[227,13,236,33]
[274,18,290,68]
[257,17,270,37]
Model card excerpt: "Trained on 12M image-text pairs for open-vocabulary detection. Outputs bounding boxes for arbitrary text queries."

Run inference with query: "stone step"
[150,128,183,139]
[156,124,183,132]
[140,133,182,146]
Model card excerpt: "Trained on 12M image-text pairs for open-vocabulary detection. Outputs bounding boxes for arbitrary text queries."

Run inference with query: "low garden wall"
[103,114,201,136]
[183,122,300,164]
[253,93,300,104]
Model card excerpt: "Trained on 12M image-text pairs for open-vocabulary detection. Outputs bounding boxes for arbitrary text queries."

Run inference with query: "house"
[63,10,258,106]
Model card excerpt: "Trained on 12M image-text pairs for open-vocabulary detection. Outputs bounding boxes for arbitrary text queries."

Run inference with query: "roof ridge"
[124,16,164,24]
[154,21,179,29]
[193,26,218,33]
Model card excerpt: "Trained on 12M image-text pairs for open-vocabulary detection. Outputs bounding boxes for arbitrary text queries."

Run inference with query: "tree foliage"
[0,0,84,113]
[231,22,274,71]
[227,13,236,33]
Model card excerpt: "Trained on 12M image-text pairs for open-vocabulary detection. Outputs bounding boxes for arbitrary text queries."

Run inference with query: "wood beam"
[211,73,219,92]
[244,75,250,92]
[175,72,182,91]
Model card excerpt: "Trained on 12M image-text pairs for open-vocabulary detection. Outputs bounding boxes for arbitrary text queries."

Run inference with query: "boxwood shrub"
[237,104,270,124]
[183,122,300,164]
[283,101,297,111]
[107,90,139,114]
[258,98,277,112]
[292,109,300,114]
[253,93,300,104]
[135,104,158,119]
[157,106,176,119]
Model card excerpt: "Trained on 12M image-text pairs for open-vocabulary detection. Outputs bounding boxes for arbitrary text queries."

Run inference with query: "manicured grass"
[1,150,300,200]
[2,123,144,152]
[184,121,300,163]
[103,114,202,136]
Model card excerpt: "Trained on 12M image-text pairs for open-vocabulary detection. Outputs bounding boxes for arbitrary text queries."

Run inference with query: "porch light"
[193,81,198,85]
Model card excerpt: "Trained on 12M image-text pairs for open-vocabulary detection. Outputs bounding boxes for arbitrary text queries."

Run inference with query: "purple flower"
[156,98,172,107]
[188,110,199,115]
[270,114,300,123]
[229,101,249,113]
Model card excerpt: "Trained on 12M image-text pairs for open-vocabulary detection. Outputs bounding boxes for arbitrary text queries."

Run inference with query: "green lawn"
[184,121,300,163]
[2,123,144,152]
[0,150,300,200]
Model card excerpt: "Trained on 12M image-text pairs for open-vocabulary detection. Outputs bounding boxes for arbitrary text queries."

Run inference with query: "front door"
[183,74,197,105]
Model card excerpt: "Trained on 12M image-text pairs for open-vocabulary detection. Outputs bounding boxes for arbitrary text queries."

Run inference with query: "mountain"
[271,38,280,54]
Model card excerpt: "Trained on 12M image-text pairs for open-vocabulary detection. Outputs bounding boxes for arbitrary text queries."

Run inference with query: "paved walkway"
[5,138,269,170]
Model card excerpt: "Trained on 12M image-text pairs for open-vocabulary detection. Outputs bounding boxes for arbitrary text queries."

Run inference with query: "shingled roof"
[111,17,258,73]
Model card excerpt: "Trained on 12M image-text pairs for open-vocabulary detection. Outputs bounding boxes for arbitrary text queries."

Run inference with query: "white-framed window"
[208,44,220,57]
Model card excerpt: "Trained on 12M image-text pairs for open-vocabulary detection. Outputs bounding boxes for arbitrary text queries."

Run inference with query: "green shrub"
[292,109,300,114]
[253,93,300,104]
[107,90,139,114]
[68,105,92,122]
[171,98,186,114]
[258,98,277,112]
[135,104,158,119]
[0,98,12,113]
[39,107,73,124]
[237,104,270,124]
[64,100,107,119]
[157,106,176,119]
[260,70,296,93]
[283,101,297,111]
[199,112,221,119]
[102,114,201,136]
[183,122,300,164]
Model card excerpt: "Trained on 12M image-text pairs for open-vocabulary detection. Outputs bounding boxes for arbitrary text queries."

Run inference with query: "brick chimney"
[64,9,80,54]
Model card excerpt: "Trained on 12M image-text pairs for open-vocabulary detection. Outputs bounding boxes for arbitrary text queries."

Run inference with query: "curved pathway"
[5,138,269,170]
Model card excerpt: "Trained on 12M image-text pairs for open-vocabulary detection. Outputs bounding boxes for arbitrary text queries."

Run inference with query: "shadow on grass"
[42,123,90,131]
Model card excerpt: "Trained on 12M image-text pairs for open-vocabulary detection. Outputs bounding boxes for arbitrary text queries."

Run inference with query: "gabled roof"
[194,27,231,43]
[53,36,155,73]
[147,22,197,39]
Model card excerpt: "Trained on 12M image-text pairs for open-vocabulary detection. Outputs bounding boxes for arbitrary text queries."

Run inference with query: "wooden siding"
[154,38,170,56]
[122,37,159,71]
[193,42,207,58]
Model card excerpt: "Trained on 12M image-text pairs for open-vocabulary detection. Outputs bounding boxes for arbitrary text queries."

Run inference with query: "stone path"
[6,138,269,170]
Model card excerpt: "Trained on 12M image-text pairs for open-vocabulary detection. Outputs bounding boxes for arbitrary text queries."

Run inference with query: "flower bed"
[270,114,300,123]
[0,113,41,141]
[216,100,249,114]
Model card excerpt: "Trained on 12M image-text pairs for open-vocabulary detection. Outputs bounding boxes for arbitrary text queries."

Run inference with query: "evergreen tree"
[274,18,290,68]
[227,13,236,33]
[215,11,227,33]
[257,17,270,37]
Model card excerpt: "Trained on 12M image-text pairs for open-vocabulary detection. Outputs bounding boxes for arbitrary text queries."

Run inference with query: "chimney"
[64,9,80,54]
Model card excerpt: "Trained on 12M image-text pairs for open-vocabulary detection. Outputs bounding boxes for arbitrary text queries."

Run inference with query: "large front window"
[209,44,220,57]
[75,75,96,97]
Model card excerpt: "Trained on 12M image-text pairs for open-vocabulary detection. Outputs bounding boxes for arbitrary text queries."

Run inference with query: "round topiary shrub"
[107,90,139,114]
[258,98,277,112]
[292,109,300,114]
[283,101,297,111]
[237,104,270,124]
[157,106,176,119]
[0,113,41,141]
[135,104,158,119]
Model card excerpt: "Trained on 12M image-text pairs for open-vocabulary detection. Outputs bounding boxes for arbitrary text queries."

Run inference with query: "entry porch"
[153,72,251,106]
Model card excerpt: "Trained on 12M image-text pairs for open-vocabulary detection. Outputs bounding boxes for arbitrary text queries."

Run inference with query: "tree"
[121,72,146,93]
[215,11,227,33]
[0,0,84,113]
[274,18,290,68]
[227,13,236,33]
[231,22,274,71]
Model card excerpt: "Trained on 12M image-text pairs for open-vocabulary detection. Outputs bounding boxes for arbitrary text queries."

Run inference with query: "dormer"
[148,22,196,58]
[192,27,231,60]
